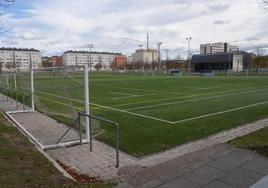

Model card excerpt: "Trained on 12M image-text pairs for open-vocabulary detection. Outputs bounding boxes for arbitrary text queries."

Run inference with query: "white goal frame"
[5,64,91,150]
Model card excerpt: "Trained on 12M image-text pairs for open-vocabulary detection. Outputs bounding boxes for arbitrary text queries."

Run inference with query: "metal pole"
[10,89,12,104]
[228,52,231,76]
[16,91,18,107]
[78,114,82,144]
[30,54,35,111]
[14,73,17,90]
[186,37,192,73]
[115,123,119,168]
[22,94,25,110]
[87,44,94,72]
[84,64,90,142]
[90,118,92,151]
[157,42,162,69]
[6,75,9,88]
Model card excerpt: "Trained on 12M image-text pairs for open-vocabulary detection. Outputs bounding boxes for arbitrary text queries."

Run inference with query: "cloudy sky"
[0,0,267,58]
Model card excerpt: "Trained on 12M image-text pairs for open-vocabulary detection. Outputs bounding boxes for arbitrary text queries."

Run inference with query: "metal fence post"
[31,67,35,111]
[115,122,119,168]
[78,114,82,145]
[90,117,92,152]
[22,94,25,110]
[10,89,13,104]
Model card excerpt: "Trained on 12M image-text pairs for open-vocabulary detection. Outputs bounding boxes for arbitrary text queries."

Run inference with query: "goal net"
[1,65,103,150]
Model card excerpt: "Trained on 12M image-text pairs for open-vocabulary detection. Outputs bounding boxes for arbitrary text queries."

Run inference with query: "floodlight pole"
[84,64,90,141]
[157,42,162,69]
[186,37,192,73]
[87,44,94,72]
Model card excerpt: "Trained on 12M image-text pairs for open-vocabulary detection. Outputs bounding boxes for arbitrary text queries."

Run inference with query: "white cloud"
[0,0,267,57]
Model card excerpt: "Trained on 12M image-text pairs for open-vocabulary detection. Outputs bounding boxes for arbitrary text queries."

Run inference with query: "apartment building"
[42,56,63,67]
[62,50,122,70]
[0,47,41,71]
[200,42,239,54]
[132,49,159,64]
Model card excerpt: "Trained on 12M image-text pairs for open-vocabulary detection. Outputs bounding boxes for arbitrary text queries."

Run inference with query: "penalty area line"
[172,100,268,124]
[34,90,173,124]
[125,88,268,111]
[90,102,174,124]
[112,87,265,108]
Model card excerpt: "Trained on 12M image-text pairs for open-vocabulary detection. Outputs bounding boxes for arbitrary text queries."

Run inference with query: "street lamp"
[186,37,192,73]
[157,42,162,69]
[87,44,94,72]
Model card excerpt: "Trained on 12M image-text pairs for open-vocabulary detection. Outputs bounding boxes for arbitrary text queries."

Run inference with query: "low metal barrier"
[78,112,120,168]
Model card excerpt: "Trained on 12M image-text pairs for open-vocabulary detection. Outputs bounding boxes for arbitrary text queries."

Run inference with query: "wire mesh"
[0,70,32,111]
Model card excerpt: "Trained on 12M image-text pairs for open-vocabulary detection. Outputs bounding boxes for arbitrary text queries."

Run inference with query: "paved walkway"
[0,93,26,112]
[117,144,268,188]
[1,94,268,187]
[12,112,80,146]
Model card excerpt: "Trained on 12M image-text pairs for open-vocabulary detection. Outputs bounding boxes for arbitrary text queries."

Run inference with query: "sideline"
[172,100,268,124]
[126,88,268,111]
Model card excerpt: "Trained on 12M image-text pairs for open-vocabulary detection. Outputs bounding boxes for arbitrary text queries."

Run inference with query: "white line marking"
[193,87,220,91]
[175,86,201,89]
[109,92,136,96]
[113,94,157,100]
[107,85,188,95]
[125,88,268,111]
[172,100,268,124]
[112,87,263,108]
[18,86,268,125]
[90,102,173,124]
[36,95,83,111]
[36,90,85,104]
[174,86,217,90]
[34,90,173,124]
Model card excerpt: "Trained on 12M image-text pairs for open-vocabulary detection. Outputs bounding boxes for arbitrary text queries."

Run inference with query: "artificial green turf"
[230,126,268,157]
[6,73,268,157]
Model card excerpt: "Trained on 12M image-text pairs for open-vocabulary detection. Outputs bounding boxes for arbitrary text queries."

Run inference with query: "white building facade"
[132,49,159,64]
[62,51,122,70]
[200,42,239,54]
[0,48,41,71]
[233,53,243,72]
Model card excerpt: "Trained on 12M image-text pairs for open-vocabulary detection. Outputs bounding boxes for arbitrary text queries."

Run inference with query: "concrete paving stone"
[243,157,268,175]
[230,149,258,161]
[158,177,201,188]
[115,183,134,188]
[250,175,268,188]
[184,166,225,185]
[219,166,264,188]
[158,167,191,183]
[207,154,249,171]
[136,180,162,188]
[203,180,236,188]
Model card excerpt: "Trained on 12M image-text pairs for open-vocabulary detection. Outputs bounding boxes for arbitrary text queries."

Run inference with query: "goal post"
[84,64,90,141]
[2,65,93,150]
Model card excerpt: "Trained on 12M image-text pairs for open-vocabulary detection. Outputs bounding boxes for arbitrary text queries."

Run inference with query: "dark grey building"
[192,51,253,72]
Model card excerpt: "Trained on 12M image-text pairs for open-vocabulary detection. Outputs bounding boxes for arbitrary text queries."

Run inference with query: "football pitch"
[18,74,268,156]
